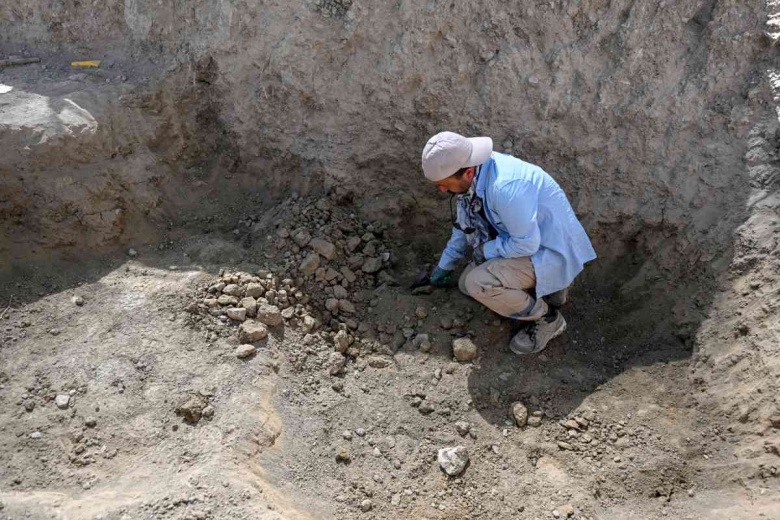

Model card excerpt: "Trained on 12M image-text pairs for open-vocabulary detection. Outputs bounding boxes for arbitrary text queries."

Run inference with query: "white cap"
[421,131,493,182]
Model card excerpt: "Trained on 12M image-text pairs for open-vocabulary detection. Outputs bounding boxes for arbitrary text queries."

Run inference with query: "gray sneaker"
[509,311,567,355]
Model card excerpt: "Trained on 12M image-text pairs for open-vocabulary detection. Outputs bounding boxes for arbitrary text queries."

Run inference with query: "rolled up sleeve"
[438,227,468,270]
[482,180,541,259]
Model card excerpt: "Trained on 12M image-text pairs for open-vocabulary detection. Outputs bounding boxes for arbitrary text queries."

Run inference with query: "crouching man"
[421,131,596,354]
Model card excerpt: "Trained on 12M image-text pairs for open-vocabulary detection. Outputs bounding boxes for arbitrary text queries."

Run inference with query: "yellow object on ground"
[70,60,101,68]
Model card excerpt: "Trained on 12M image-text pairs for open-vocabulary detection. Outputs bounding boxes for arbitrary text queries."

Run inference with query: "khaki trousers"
[458,257,568,321]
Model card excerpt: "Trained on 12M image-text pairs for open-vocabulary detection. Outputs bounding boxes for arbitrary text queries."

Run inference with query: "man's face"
[435,167,475,194]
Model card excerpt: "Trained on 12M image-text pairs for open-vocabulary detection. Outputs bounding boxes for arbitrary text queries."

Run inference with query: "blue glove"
[430,266,453,288]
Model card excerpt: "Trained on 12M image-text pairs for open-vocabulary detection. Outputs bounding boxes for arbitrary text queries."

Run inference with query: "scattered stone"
[557,441,574,451]
[310,238,336,260]
[334,330,349,353]
[574,416,589,428]
[342,430,353,440]
[55,394,70,409]
[281,307,295,319]
[30,431,42,439]
[355,428,366,437]
[202,405,215,419]
[239,321,268,342]
[256,301,283,327]
[454,421,471,436]
[511,402,528,428]
[226,307,247,321]
[367,356,392,368]
[528,416,542,427]
[328,352,346,375]
[240,297,258,317]
[411,285,434,295]
[325,298,340,312]
[415,306,428,319]
[23,401,35,412]
[555,504,575,517]
[222,284,242,296]
[236,344,257,358]
[419,401,435,415]
[245,283,265,298]
[127,247,138,257]
[333,285,348,299]
[336,446,351,462]
[340,267,357,283]
[413,334,431,352]
[299,252,320,276]
[84,416,97,428]
[175,395,208,424]
[360,499,373,512]
[438,446,469,476]
[217,294,239,306]
[338,299,356,314]
[563,419,581,431]
[292,229,312,247]
[71,295,84,306]
[452,337,477,361]
[361,257,383,274]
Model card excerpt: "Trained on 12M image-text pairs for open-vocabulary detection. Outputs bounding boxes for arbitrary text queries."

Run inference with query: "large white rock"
[438,446,469,476]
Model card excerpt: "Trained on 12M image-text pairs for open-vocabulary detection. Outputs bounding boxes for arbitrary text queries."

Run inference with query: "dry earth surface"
[2,1,780,519]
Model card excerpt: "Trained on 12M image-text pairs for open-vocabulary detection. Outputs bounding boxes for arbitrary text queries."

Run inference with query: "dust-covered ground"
[1,191,778,520]
[2,1,780,519]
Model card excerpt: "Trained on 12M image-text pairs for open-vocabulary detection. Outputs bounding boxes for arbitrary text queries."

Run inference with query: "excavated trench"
[1,1,779,519]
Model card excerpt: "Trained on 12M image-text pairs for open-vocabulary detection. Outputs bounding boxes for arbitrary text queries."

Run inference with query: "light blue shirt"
[438,152,597,297]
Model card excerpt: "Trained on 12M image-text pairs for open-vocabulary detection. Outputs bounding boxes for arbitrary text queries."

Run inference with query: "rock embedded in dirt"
[340,267,357,283]
[334,329,349,353]
[236,344,257,358]
[338,299,355,314]
[55,394,70,409]
[299,252,320,276]
[325,298,339,313]
[438,446,469,476]
[256,301,283,327]
[452,337,477,361]
[413,334,431,352]
[557,441,574,451]
[240,297,258,317]
[217,294,239,306]
[528,416,542,427]
[328,352,346,375]
[454,421,471,436]
[335,446,351,462]
[85,416,97,428]
[553,504,575,518]
[361,257,382,274]
[71,295,84,306]
[226,307,247,321]
[415,305,428,319]
[310,238,336,260]
[292,229,312,247]
[222,284,242,296]
[360,499,373,512]
[511,402,528,427]
[367,356,392,368]
[245,282,265,298]
[419,401,435,415]
[239,320,268,342]
[175,395,208,424]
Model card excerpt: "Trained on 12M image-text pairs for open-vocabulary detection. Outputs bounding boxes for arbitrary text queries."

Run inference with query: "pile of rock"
[185,194,404,373]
